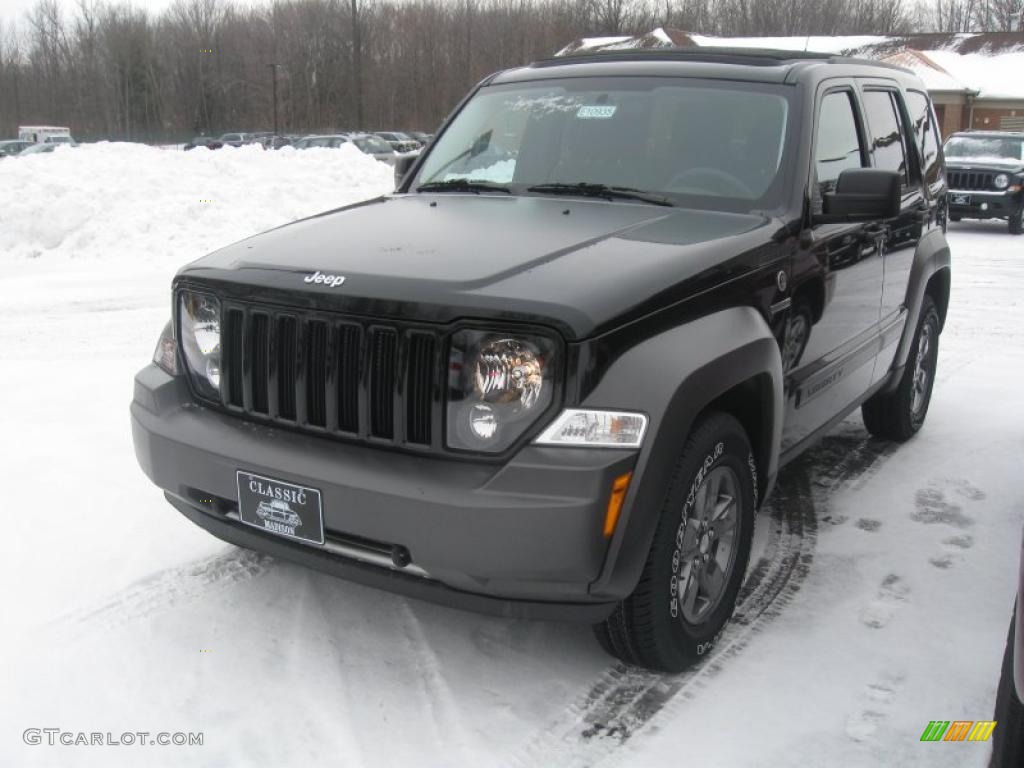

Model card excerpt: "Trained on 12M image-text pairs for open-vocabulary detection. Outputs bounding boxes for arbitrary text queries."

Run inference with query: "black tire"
[990,612,1024,768]
[862,294,940,442]
[1010,207,1024,236]
[949,214,961,222]
[592,412,756,672]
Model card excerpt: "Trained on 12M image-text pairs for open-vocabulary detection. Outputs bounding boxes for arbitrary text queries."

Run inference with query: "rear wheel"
[862,295,940,442]
[949,214,961,222]
[592,412,756,672]
[1010,207,1024,236]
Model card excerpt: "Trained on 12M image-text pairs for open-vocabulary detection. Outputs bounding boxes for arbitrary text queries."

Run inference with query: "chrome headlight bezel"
[177,290,222,401]
[445,328,561,454]
[994,173,1011,190]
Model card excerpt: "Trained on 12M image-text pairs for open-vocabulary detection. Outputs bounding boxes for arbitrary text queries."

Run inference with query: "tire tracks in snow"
[51,547,274,639]
[508,427,896,768]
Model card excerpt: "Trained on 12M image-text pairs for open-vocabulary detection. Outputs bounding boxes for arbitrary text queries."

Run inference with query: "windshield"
[413,77,795,211]
[355,136,394,153]
[944,135,1024,163]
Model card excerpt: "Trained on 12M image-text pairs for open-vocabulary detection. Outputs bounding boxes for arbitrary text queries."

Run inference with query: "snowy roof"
[687,33,890,54]
[879,50,971,94]
[923,49,1024,101]
[555,28,1024,101]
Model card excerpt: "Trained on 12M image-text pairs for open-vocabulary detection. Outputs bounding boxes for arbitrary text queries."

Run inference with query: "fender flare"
[583,306,784,600]
[883,228,951,391]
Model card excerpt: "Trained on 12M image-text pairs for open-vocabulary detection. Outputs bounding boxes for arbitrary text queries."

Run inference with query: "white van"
[18,126,75,145]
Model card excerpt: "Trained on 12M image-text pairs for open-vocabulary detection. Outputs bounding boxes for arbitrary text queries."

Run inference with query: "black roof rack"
[533,47,835,69]
[531,46,910,75]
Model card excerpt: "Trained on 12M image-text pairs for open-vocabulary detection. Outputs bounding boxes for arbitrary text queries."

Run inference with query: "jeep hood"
[177,194,775,339]
[946,158,1024,174]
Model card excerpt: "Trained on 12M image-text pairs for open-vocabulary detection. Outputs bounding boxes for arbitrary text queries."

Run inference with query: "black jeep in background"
[944,131,1024,234]
[132,48,951,671]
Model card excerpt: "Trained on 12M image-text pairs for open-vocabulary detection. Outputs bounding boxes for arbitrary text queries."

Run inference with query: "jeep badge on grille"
[304,270,346,287]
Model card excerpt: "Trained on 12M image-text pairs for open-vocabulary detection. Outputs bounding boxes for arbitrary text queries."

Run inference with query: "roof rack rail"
[533,47,835,69]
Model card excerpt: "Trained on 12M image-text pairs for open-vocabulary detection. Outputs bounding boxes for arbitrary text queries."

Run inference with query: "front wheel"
[862,294,940,442]
[593,412,756,672]
[1010,207,1024,236]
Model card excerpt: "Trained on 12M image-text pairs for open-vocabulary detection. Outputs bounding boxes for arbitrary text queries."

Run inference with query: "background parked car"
[374,131,420,152]
[19,142,68,156]
[292,134,349,150]
[944,131,1024,235]
[184,136,224,151]
[0,139,32,158]
[347,133,400,165]
[217,132,257,147]
[407,131,434,146]
[292,133,398,165]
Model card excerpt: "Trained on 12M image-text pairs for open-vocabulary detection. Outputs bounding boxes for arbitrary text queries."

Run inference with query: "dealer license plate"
[236,471,324,545]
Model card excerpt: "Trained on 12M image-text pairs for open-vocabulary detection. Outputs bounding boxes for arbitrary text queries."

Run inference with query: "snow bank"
[0,142,394,265]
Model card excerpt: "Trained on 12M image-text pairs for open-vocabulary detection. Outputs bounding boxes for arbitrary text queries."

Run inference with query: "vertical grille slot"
[224,308,245,406]
[337,324,361,433]
[305,320,329,427]
[369,328,398,439]
[276,315,298,420]
[405,333,436,445]
[249,313,270,414]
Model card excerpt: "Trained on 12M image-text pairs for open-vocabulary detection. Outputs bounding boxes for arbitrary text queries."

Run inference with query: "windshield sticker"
[577,105,617,120]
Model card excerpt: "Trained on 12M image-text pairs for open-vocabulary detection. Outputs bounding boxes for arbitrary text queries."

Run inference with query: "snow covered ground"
[1,145,1022,767]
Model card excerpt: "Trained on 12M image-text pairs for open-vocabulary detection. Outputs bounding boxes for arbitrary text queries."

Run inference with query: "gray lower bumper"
[948,190,1021,219]
[131,364,636,620]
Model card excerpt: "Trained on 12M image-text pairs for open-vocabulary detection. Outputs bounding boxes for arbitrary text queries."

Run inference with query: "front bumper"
[948,189,1022,219]
[131,364,637,621]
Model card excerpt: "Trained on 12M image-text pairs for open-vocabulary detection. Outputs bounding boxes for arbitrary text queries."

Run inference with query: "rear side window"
[814,90,865,194]
[862,90,910,185]
[905,90,942,187]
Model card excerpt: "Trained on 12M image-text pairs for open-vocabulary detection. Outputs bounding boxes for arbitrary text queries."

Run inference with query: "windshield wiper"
[526,182,674,207]
[416,179,511,194]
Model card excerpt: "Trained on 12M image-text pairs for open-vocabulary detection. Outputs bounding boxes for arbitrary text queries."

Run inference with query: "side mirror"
[394,154,418,190]
[817,169,901,223]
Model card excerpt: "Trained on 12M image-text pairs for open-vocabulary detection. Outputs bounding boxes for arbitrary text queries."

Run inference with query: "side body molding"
[582,306,784,600]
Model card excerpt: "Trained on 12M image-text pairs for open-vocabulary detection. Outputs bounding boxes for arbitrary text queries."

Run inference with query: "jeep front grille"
[219,303,442,450]
[948,170,996,191]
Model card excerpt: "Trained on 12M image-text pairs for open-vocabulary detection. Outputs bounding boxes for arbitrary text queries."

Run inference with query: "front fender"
[882,227,951,392]
[582,306,783,600]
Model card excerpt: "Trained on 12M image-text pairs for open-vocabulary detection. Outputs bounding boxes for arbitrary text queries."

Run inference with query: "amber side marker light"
[604,472,633,538]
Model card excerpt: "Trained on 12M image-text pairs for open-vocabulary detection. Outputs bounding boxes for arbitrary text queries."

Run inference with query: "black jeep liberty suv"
[132,48,952,672]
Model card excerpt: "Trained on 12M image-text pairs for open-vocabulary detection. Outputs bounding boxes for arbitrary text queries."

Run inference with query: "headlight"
[446,331,557,452]
[535,409,648,448]
[993,173,1010,190]
[178,291,222,400]
[152,320,177,375]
